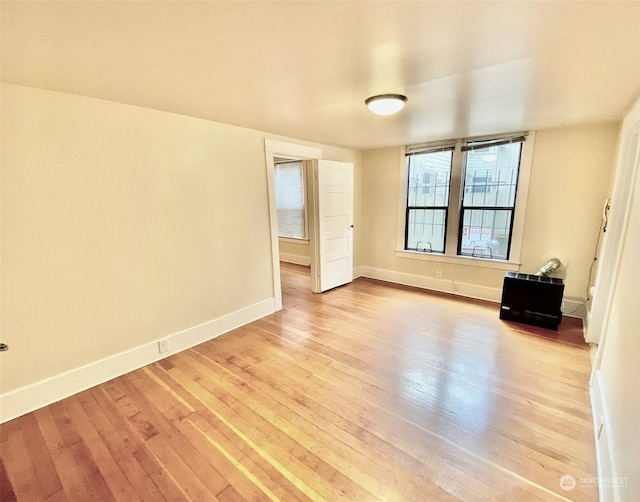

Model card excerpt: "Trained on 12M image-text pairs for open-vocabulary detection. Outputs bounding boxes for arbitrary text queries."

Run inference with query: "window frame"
[457,140,524,260]
[404,146,455,254]
[395,132,535,270]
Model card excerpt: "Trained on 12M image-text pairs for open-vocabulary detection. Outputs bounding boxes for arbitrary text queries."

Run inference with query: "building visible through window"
[459,141,522,259]
[405,147,453,253]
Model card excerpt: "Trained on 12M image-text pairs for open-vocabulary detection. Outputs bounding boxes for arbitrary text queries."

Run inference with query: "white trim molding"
[590,369,619,502]
[279,253,311,266]
[279,237,310,245]
[357,266,585,319]
[0,298,275,424]
[265,139,321,161]
[358,266,503,303]
[395,250,521,271]
[561,298,588,320]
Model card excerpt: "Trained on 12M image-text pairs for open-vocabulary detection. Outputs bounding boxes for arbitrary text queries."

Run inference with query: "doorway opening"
[273,156,312,303]
[265,139,355,311]
[264,139,321,311]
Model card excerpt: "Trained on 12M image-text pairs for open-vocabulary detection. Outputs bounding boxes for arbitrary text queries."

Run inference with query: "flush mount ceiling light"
[365,94,407,115]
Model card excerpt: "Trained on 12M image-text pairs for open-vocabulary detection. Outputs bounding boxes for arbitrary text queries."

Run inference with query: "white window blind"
[275,161,306,239]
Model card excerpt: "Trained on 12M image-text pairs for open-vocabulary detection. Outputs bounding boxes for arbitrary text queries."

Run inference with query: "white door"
[314,160,354,292]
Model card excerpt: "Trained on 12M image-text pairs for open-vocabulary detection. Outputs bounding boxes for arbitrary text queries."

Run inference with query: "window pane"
[406,209,446,253]
[459,209,512,260]
[462,143,522,207]
[275,161,305,239]
[407,150,453,207]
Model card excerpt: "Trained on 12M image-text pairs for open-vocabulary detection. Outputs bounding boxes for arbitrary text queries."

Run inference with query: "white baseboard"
[590,369,618,502]
[0,297,275,424]
[279,253,311,266]
[357,266,586,319]
[561,298,588,320]
[357,266,502,303]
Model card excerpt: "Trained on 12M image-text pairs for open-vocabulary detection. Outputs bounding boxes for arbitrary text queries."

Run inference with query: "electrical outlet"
[436,269,442,278]
[158,339,169,354]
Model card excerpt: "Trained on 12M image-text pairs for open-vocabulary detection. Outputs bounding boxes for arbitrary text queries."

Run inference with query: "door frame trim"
[264,139,321,310]
[587,100,640,346]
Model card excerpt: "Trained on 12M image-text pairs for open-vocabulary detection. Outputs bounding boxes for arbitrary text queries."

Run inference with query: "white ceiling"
[2,1,639,150]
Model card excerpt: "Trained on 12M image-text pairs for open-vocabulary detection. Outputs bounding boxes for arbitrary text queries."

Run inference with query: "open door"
[312,160,354,293]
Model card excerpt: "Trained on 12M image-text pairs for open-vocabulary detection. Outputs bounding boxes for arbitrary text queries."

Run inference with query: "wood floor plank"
[199,345,541,502]
[49,401,117,502]
[106,377,221,501]
[0,457,18,502]
[254,310,591,412]
[238,324,595,475]
[216,484,246,502]
[147,360,317,501]
[77,389,168,502]
[175,416,286,501]
[1,263,597,501]
[3,428,43,500]
[220,321,593,442]
[204,340,562,501]
[122,370,231,496]
[166,354,379,501]
[44,489,69,502]
[180,349,420,501]
[248,312,588,456]
[242,330,588,498]
[90,385,188,501]
[62,394,141,502]
[19,413,63,499]
[32,406,97,501]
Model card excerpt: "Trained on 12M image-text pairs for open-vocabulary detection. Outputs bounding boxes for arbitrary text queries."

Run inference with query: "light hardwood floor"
[1,263,596,501]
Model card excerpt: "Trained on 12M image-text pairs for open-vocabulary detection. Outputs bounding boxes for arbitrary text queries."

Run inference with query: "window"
[402,134,530,263]
[405,145,454,253]
[458,140,523,260]
[275,160,306,240]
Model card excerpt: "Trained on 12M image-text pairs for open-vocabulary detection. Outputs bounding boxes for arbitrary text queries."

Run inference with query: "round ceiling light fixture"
[365,94,407,115]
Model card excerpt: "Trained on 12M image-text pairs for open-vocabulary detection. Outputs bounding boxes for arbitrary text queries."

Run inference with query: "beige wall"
[278,239,310,262]
[360,123,618,299]
[0,84,357,393]
[520,123,619,298]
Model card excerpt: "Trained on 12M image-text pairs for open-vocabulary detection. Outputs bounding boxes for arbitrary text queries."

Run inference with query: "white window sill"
[279,237,309,245]
[395,250,521,271]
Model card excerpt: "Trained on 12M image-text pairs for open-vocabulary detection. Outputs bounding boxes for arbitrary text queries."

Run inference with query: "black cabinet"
[499,272,564,330]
